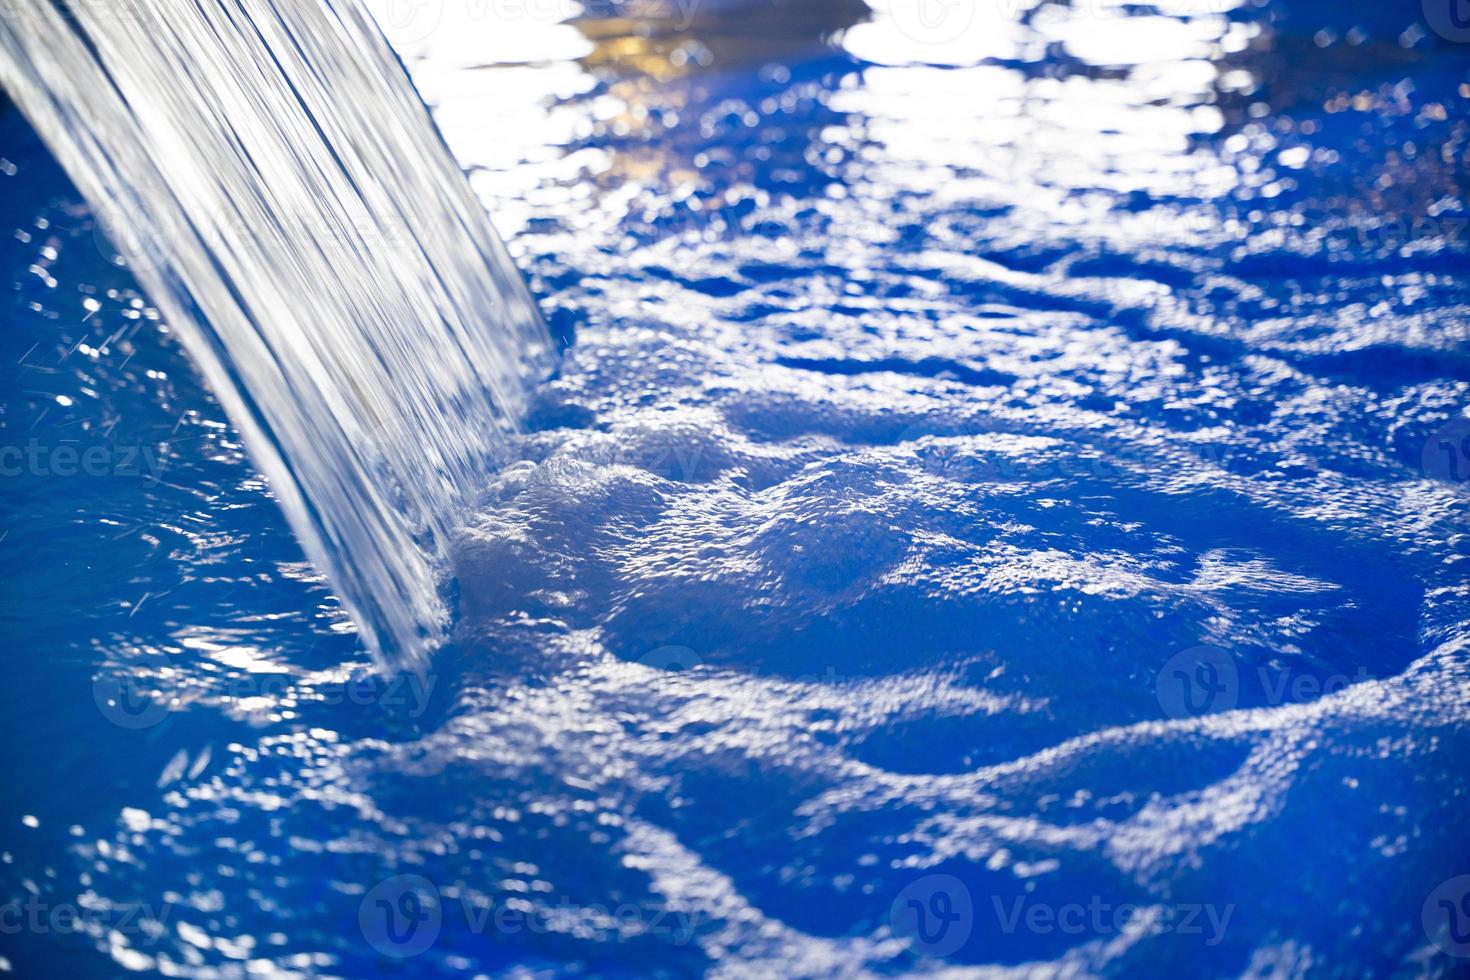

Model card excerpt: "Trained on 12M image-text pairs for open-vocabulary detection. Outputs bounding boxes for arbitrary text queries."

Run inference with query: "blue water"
[3,0,1470,975]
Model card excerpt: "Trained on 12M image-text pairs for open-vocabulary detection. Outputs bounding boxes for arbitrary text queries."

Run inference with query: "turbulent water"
[2,0,1470,976]
[0,0,552,666]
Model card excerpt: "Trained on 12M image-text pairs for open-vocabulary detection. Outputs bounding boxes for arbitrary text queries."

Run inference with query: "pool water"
[2,0,1470,975]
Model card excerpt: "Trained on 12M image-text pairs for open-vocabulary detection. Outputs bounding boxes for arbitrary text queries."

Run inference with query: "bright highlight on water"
[0,0,553,667]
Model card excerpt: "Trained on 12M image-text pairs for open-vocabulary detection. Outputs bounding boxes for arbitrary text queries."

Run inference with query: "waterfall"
[0,0,554,668]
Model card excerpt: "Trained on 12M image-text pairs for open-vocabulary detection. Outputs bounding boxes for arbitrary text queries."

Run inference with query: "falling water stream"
[0,0,553,667]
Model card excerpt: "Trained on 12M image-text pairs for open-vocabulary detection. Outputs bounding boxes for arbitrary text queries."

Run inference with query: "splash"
[0,0,553,666]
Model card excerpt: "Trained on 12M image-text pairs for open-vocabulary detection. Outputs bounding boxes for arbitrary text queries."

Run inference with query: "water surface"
[2,0,1469,975]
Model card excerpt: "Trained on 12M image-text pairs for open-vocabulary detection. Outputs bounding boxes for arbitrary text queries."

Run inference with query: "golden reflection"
[572,20,694,82]
[376,0,1312,251]
[573,0,869,78]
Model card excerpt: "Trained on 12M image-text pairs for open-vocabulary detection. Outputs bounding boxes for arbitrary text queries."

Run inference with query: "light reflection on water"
[391,0,1259,260]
